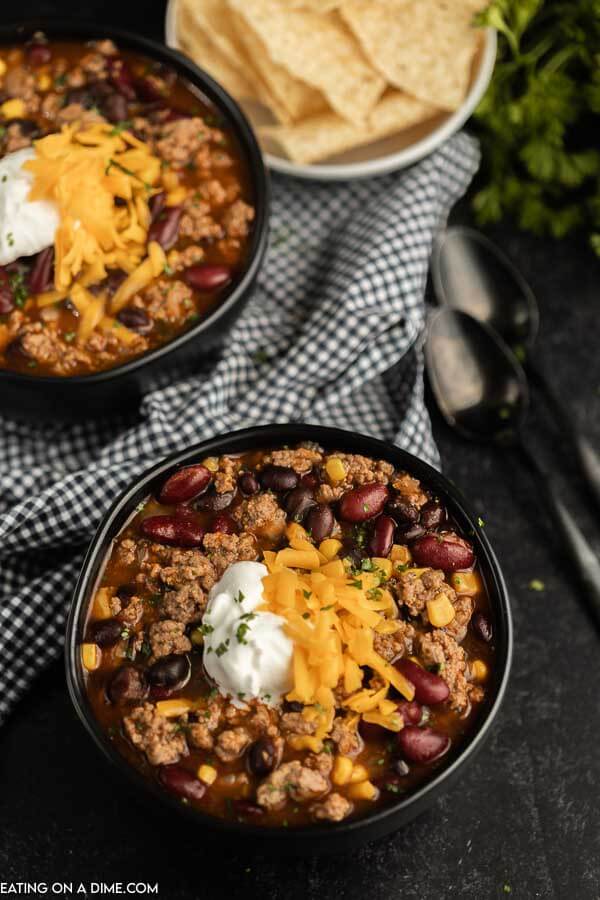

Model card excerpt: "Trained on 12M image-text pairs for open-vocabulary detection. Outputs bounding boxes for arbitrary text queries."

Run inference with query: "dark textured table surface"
[1,4,599,898]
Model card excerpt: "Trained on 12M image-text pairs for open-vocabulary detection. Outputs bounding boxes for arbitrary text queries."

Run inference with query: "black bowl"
[0,21,270,422]
[66,423,512,853]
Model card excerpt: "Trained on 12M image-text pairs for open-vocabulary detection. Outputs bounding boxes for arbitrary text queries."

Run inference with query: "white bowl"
[165,0,496,181]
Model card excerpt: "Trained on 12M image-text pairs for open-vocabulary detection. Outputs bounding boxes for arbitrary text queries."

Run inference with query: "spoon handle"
[526,355,600,511]
[517,439,600,631]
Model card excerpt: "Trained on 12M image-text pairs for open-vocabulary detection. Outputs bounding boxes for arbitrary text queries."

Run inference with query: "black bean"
[396,522,426,541]
[102,92,129,124]
[392,759,411,777]
[386,497,420,525]
[194,487,235,511]
[259,465,299,492]
[305,504,334,542]
[419,499,446,530]
[238,472,259,496]
[285,485,316,522]
[107,666,148,704]
[117,307,152,334]
[147,654,191,690]
[116,584,136,602]
[472,612,493,643]
[284,700,303,713]
[87,618,123,648]
[246,738,277,777]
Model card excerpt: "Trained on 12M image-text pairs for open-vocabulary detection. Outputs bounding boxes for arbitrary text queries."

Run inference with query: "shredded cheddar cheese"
[261,524,415,749]
[24,122,162,293]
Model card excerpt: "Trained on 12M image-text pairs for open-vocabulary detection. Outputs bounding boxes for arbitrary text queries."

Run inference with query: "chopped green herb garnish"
[215,640,230,657]
[529,579,545,592]
[234,590,245,604]
[236,622,251,645]
[64,331,76,342]
[109,120,133,136]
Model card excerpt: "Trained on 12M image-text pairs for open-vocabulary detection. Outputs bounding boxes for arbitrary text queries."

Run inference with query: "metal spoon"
[426,307,600,630]
[431,227,600,511]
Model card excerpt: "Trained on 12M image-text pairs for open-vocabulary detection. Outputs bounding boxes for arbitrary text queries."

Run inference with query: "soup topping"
[0,36,254,376]
[82,445,494,827]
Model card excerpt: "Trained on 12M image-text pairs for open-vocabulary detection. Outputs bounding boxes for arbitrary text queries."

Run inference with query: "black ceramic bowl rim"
[0,20,270,387]
[66,424,513,848]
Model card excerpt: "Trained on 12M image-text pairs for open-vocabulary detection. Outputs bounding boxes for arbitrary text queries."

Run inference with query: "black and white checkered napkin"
[0,133,479,725]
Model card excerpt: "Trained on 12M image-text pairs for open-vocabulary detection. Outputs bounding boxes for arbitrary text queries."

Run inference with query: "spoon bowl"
[432,227,539,353]
[426,308,529,441]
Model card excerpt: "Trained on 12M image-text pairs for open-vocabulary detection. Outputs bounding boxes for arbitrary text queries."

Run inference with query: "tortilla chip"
[228,0,385,124]
[179,0,248,71]
[231,12,327,121]
[277,0,340,9]
[177,3,258,100]
[259,89,440,164]
[340,0,481,111]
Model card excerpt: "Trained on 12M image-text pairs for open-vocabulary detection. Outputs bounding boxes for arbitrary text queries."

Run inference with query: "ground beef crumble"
[123,703,188,766]
[311,792,353,822]
[202,532,258,576]
[147,619,191,662]
[256,760,328,810]
[233,493,287,538]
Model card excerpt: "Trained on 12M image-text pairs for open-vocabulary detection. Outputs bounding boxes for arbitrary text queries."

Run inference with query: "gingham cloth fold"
[0,132,479,724]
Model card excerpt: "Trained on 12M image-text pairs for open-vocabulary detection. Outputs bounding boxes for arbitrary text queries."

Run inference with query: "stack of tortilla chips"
[176,0,485,165]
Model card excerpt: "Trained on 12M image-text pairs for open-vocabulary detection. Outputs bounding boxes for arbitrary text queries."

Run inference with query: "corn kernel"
[81,643,101,671]
[161,170,179,190]
[166,187,188,207]
[371,557,392,578]
[471,659,488,682]
[37,73,52,91]
[426,592,456,627]
[190,627,204,646]
[349,763,369,783]
[287,734,322,753]
[202,456,219,472]
[1,98,25,119]
[347,780,378,801]
[92,587,113,620]
[390,544,411,564]
[286,522,310,544]
[0,59,6,77]
[451,572,482,595]
[320,558,345,578]
[198,764,218,785]
[332,755,354,786]
[325,457,346,483]
[156,699,193,717]
[319,538,342,560]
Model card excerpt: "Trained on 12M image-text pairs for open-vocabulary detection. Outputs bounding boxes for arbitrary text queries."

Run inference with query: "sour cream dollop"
[202,561,293,706]
[0,148,59,265]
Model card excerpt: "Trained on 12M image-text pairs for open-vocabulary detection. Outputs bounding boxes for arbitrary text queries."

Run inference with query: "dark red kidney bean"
[396,699,423,726]
[87,618,123,648]
[285,485,316,522]
[27,43,52,66]
[472,612,493,643]
[259,465,299,492]
[107,666,148,704]
[28,247,55,294]
[300,472,319,490]
[397,726,451,764]
[339,483,389,523]
[211,512,237,534]
[305,504,334,542]
[246,738,277,777]
[411,531,475,572]
[158,765,206,802]
[117,307,152,334]
[148,206,182,251]
[147,654,190,689]
[149,685,177,701]
[396,658,449,705]
[149,191,166,223]
[194,488,234,512]
[107,57,136,100]
[238,471,259,495]
[358,719,385,741]
[419,499,446,530]
[0,268,14,315]
[140,514,204,547]
[182,265,232,292]
[159,465,212,505]
[396,522,426,542]
[368,515,395,557]
[386,497,420,525]
[103,92,129,124]
[234,800,265,819]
